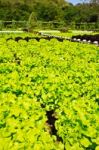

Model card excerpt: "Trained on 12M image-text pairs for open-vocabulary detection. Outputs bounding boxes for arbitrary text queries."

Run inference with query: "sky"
[69,0,83,4]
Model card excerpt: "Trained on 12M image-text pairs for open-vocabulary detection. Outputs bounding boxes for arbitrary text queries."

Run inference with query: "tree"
[90,0,99,3]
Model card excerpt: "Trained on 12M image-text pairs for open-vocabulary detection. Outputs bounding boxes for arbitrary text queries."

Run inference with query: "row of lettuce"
[0,34,99,150]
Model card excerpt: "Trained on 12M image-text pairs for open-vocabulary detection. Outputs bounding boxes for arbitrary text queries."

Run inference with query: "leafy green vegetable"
[0,33,98,149]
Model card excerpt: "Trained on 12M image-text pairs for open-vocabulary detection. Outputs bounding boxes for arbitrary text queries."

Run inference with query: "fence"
[0,21,27,30]
[71,22,99,31]
[0,20,99,31]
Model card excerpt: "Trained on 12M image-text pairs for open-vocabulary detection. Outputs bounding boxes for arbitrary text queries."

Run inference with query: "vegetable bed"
[0,34,99,150]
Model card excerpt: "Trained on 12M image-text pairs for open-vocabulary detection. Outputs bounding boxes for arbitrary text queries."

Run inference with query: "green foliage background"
[0,0,99,29]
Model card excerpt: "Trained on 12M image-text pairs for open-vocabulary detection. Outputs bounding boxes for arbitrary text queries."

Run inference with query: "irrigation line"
[0,31,24,33]
[40,32,99,46]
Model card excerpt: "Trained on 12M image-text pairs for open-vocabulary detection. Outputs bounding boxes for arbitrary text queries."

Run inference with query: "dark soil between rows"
[72,34,99,42]
[6,34,99,44]
[46,110,63,142]
[6,36,63,42]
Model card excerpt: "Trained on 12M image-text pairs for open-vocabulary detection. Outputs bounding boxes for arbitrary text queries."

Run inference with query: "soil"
[46,110,63,142]
[6,34,99,44]
[72,34,99,43]
[6,36,64,42]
